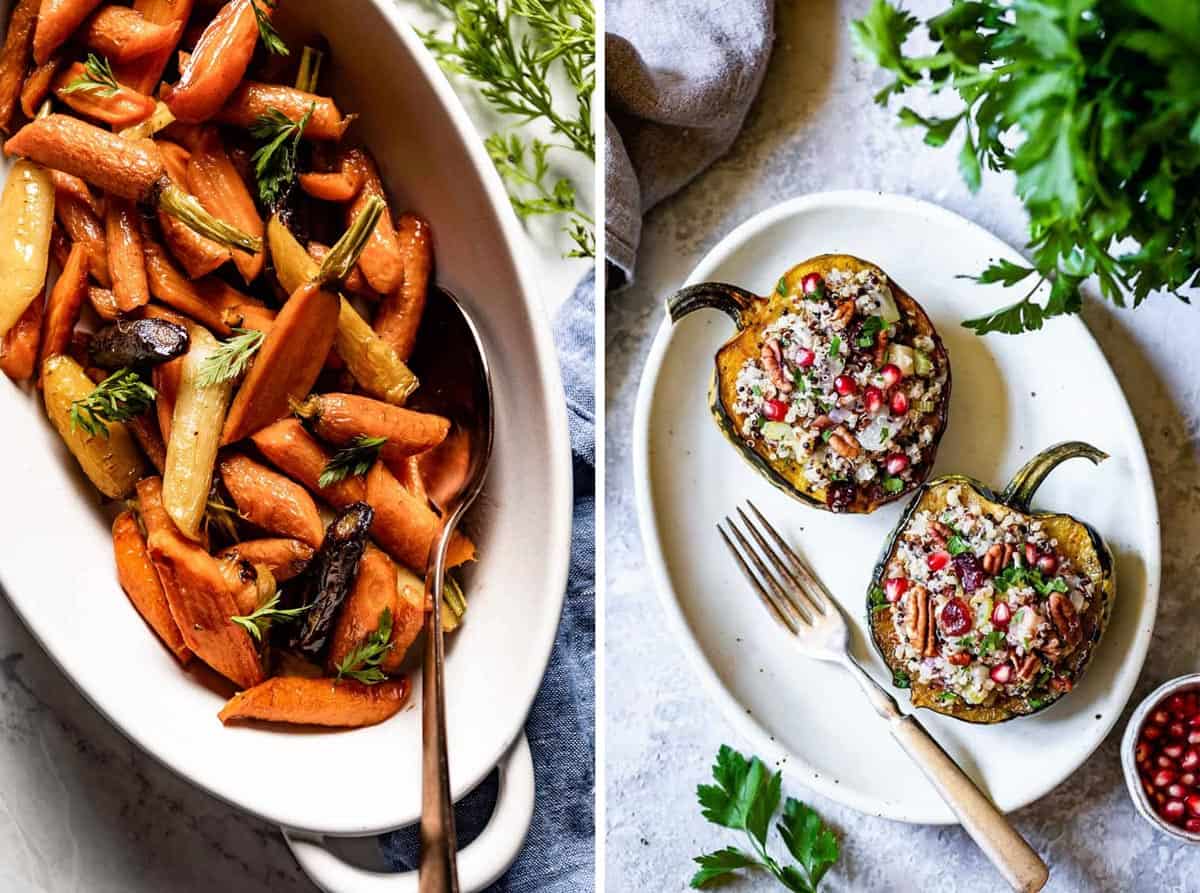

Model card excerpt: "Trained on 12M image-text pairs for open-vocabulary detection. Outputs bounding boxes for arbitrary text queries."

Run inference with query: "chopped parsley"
[882,476,904,494]
[751,385,762,397]
[956,635,978,653]
[869,585,888,611]
[892,669,911,688]
[1027,698,1046,711]
[879,426,890,443]
[993,564,1068,598]
[1035,668,1052,688]
[821,429,834,443]
[936,691,957,704]
[946,535,970,556]
[776,276,788,296]
[856,315,884,348]
[829,335,842,357]
[979,630,1006,655]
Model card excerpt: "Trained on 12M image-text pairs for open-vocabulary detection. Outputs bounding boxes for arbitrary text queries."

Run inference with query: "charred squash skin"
[867,442,1116,724]
[668,255,951,514]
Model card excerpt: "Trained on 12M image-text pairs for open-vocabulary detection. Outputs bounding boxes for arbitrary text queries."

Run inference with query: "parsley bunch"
[692,746,839,891]
[853,0,1200,334]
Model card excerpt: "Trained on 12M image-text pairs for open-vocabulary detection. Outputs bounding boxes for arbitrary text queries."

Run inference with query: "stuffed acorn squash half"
[867,442,1115,723]
[668,255,950,513]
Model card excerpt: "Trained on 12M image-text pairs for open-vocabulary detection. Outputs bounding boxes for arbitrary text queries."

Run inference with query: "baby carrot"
[55,61,157,129]
[215,82,354,140]
[294,392,450,461]
[384,565,426,673]
[306,241,374,299]
[219,453,325,548]
[0,288,44,382]
[0,159,55,338]
[365,460,474,573]
[117,0,193,95]
[343,150,403,294]
[0,0,38,134]
[163,0,262,124]
[142,232,266,335]
[326,545,423,674]
[216,538,315,583]
[298,169,364,204]
[112,510,191,663]
[105,198,150,312]
[50,170,99,215]
[157,139,231,278]
[55,193,111,286]
[39,241,89,366]
[33,0,104,65]
[81,5,184,64]
[126,411,167,473]
[19,55,63,119]
[395,455,428,504]
[187,127,263,282]
[152,350,181,442]
[88,286,119,320]
[250,418,368,509]
[375,212,432,361]
[218,675,409,727]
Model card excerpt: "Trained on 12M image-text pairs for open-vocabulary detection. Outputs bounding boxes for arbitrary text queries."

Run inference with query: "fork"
[719,501,1050,893]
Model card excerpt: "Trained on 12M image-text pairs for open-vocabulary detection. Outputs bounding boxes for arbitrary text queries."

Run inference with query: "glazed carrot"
[385,565,426,672]
[418,425,471,511]
[219,453,325,547]
[38,242,89,366]
[157,140,230,278]
[55,193,110,286]
[187,127,263,282]
[54,61,157,129]
[117,0,193,95]
[344,150,403,294]
[152,351,181,441]
[0,159,55,339]
[19,55,63,118]
[86,287,117,322]
[50,170,99,215]
[138,476,264,689]
[142,233,270,335]
[294,392,450,462]
[307,241,373,299]
[126,411,167,472]
[112,510,191,662]
[327,546,423,674]
[250,418,368,508]
[215,82,354,140]
[81,5,184,63]
[375,213,432,361]
[162,0,263,124]
[33,0,104,65]
[299,169,363,204]
[218,675,409,727]
[0,288,44,381]
[217,554,262,617]
[365,460,474,573]
[105,198,150,312]
[226,302,275,332]
[0,0,38,134]
[395,455,428,504]
[216,538,315,582]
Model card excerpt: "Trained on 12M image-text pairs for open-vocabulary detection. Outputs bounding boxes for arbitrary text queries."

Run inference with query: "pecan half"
[1015,653,1042,682]
[905,585,930,654]
[831,299,856,330]
[1048,592,1082,652]
[761,337,793,394]
[872,325,890,367]
[811,414,834,431]
[827,425,861,459]
[982,543,1014,576]
[929,520,951,546]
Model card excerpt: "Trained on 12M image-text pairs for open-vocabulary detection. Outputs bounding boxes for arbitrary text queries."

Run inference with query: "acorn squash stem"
[665,282,758,327]
[1000,441,1109,513]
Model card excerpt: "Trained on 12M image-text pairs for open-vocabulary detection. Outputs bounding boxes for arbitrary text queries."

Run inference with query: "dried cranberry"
[939,597,972,636]
[953,553,988,593]
[825,481,856,513]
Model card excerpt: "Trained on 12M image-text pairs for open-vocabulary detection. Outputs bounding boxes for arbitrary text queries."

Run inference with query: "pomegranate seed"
[991,602,1012,628]
[1169,783,1188,799]
[889,389,910,415]
[1158,755,1176,770]
[939,597,972,636]
[1188,730,1200,745]
[1183,750,1200,772]
[880,363,903,387]
[927,550,951,572]
[885,577,909,603]
[1181,772,1196,787]
[1169,721,1187,739]
[834,375,857,396]
[948,652,971,667]
[1165,743,1185,760]
[1136,742,1151,763]
[1144,725,1163,741]
[1186,818,1200,834]
[886,453,909,476]
[1190,714,1200,727]
[763,399,788,422]
[1183,693,1199,714]
[1036,553,1058,575]
[990,664,1013,684]
[1188,794,1200,816]
[1169,695,1188,716]
[1144,780,1156,797]
[1155,770,1177,788]
[801,272,824,295]
[795,347,815,368]
[1164,800,1186,821]
[864,386,884,414]
[1154,709,1171,725]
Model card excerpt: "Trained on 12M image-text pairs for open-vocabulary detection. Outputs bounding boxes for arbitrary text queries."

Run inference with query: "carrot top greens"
[69,368,156,437]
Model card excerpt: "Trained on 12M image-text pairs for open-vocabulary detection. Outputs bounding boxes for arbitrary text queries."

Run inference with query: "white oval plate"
[634,191,1160,824]
[0,0,571,837]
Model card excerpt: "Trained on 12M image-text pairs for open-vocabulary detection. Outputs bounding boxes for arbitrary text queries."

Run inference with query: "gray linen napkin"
[605,0,776,288]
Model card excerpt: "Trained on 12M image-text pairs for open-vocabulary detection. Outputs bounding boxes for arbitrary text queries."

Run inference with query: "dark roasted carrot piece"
[344,150,403,294]
[250,418,367,508]
[162,0,262,123]
[215,82,353,140]
[105,197,150,312]
[0,0,39,135]
[112,510,191,662]
[216,538,315,583]
[219,453,325,548]
[54,61,157,128]
[375,213,432,361]
[0,288,44,381]
[365,461,474,573]
[20,55,64,118]
[187,127,263,282]
[126,411,167,472]
[138,476,264,689]
[217,675,409,727]
[307,241,374,299]
[55,192,111,286]
[81,5,184,63]
[117,0,193,94]
[88,285,120,320]
[156,140,230,278]
[299,169,364,204]
[294,392,450,462]
[38,242,89,367]
[34,0,104,65]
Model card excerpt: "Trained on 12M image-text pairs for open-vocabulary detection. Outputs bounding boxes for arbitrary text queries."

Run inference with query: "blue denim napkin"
[379,273,596,891]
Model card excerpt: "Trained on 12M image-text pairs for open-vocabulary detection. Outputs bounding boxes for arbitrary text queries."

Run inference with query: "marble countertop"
[604,1,1200,890]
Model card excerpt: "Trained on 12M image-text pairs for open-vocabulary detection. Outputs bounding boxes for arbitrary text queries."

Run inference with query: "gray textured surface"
[604,1,1200,890]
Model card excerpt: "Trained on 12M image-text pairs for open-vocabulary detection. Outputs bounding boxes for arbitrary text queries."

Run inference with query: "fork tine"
[746,499,838,610]
[717,523,798,634]
[735,506,825,619]
[723,516,811,627]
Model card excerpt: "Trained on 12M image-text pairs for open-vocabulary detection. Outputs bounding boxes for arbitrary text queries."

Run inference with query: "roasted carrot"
[54,62,156,128]
[88,285,119,320]
[157,140,230,278]
[217,554,262,617]
[33,0,104,65]
[418,424,472,510]
[299,169,364,204]
[126,411,167,472]
[365,460,474,573]
[112,510,191,662]
[215,82,353,140]
[162,0,263,124]
[217,675,410,727]
[117,0,193,95]
[50,170,99,215]
[344,150,403,294]
[216,538,315,582]
[38,242,89,367]
[81,5,184,64]
[219,453,325,547]
[0,0,38,134]
[138,476,264,689]
[294,392,450,462]
[152,351,181,441]
[0,159,54,339]
[307,241,374,299]
[142,233,269,335]
[105,198,150,312]
[0,288,44,381]
[385,565,426,673]
[327,545,422,674]
[250,418,367,509]
[19,55,63,118]
[226,302,275,332]
[55,193,111,286]
[395,455,428,504]
[187,127,263,282]
[375,213,432,361]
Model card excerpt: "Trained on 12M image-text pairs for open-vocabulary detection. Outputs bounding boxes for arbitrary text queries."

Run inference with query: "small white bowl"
[1121,673,1200,843]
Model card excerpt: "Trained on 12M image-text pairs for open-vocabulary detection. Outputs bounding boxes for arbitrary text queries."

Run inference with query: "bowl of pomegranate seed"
[1121,674,1200,842]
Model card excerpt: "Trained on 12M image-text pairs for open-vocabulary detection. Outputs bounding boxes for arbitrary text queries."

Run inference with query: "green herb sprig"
[196,327,265,387]
[231,591,310,642]
[252,0,289,56]
[250,104,314,207]
[70,369,156,437]
[334,608,394,684]
[852,0,1200,335]
[692,745,839,891]
[60,54,120,97]
[319,435,387,488]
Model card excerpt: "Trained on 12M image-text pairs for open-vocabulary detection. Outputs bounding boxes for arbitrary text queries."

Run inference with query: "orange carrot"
[117,0,193,94]
[162,0,262,123]
[187,127,263,282]
[385,566,426,673]
[138,475,264,689]
[112,510,191,662]
[375,213,432,361]
[307,241,374,299]
[81,5,184,64]
[216,538,315,583]
[142,232,266,335]
[105,198,150,312]
[34,0,104,65]
[152,351,181,441]
[215,82,353,140]
[55,62,157,128]
[344,150,403,294]
[365,461,474,573]
[217,675,410,727]
[219,453,325,548]
[38,243,89,367]
[395,455,428,504]
[88,285,120,320]
[55,192,111,286]
[157,140,230,278]
[0,0,38,134]
[418,425,472,511]
[19,55,64,118]
[225,301,275,333]
[221,281,340,444]
[250,418,367,509]
[50,170,100,215]
[298,168,363,204]
[0,288,44,381]
[327,545,423,674]
[126,411,167,472]
[294,392,450,462]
